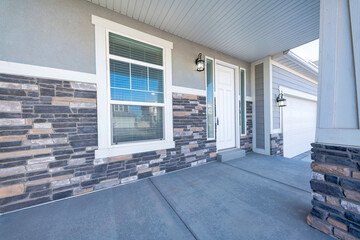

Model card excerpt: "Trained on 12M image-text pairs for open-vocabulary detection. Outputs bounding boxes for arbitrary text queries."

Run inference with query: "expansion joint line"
[148,178,199,240]
[221,162,311,194]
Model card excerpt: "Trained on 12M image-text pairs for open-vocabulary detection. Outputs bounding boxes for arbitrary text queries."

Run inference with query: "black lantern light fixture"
[195,53,205,71]
[276,91,287,107]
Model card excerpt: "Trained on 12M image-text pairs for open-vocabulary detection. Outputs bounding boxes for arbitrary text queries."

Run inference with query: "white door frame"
[215,59,240,151]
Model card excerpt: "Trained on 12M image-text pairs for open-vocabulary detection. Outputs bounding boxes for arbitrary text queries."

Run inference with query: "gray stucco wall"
[255,63,265,150]
[272,65,317,129]
[0,0,250,92]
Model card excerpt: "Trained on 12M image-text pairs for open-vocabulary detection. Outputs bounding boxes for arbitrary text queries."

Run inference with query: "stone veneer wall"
[0,74,216,214]
[270,133,283,156]
[308,143,360,240]
[240,101,253,153]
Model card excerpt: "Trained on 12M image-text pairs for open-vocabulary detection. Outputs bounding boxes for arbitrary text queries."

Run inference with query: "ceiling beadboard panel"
[87,0,320,62]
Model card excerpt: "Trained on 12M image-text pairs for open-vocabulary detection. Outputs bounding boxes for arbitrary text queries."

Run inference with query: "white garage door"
[283,96,317,158]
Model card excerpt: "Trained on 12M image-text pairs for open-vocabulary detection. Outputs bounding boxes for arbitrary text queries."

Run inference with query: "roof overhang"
[86,0,320,62]
[272,51,318,81]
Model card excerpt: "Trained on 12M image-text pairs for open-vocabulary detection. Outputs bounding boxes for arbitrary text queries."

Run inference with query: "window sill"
[95,140,175,159]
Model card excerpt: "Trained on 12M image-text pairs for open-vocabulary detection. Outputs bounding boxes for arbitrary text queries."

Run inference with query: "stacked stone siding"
[240,101,253,153]
[0,74,216,213]
[308,143,360,239]
[270,133,283,156]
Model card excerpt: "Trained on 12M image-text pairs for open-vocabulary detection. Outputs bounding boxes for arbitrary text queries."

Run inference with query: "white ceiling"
[88,0,320,62]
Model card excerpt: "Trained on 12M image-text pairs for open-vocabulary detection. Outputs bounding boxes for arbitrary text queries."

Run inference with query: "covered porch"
[0,154,331,240]
[1,0,359,239]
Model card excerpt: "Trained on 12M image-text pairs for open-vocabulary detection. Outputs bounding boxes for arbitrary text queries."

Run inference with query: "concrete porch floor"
[0,153,332,240]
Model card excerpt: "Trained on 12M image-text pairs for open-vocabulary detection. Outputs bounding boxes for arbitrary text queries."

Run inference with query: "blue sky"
[291,39,319,62]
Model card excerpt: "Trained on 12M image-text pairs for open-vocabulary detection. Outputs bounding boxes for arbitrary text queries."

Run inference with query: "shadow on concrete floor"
[292,150,312,163]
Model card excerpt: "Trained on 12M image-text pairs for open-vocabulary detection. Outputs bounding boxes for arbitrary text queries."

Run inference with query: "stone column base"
[308,143,360,239]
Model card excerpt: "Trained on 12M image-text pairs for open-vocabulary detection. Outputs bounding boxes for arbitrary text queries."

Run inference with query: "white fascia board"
[285,51,318,75]
[0,60,96,84]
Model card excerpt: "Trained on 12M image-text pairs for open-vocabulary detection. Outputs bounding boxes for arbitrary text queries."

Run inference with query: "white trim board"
[240,67,247,136]
[172,86,206,96]
[279,86,317,102]
[317,128,360,147]
[245,96,253,102]
[96,141,175,158]
[0,60,96,84]
[268,57,274,140]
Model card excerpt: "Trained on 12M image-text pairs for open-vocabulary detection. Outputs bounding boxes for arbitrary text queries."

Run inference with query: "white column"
[316,0,360,147]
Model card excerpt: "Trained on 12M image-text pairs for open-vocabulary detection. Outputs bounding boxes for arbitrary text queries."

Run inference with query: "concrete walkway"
[0,153,332,240]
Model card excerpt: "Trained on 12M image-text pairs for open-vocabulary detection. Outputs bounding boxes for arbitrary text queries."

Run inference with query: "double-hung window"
[92,16,174,158]
[109,33,165,144]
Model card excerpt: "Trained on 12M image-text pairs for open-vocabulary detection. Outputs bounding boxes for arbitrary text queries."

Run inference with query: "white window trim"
[92,15,174,158]
[240,67,247,136]
[205,56,216,140]
[171,86,206,96]
[245,96,253,102]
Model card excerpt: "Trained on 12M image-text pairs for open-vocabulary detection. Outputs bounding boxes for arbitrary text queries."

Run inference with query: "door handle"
[217,117,219,126]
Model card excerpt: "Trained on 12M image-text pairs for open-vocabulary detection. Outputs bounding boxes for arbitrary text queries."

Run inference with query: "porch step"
[217,149,246,162]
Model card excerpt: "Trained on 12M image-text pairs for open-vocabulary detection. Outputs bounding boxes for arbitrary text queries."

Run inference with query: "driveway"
[0,153,331,240]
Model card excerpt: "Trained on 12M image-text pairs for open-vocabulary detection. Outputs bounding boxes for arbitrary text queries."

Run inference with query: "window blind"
[109,59,164,103]
[112,105,163,144]
[109,32,163,66]
[108,32,165,145]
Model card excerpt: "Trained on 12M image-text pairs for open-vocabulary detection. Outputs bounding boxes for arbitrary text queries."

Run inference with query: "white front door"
[283,96,317,158]
[216,64,236,150]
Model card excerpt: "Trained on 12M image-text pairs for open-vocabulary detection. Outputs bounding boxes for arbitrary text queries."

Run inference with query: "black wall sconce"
[276,91,287,107]
[195,53,205,71]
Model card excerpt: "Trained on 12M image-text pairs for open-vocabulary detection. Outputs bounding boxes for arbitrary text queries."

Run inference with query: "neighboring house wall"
[270,63,317,156]
[0,0,251,93]
[255,64,265,150]
[251,56,317,157]
[272,65,317,130]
